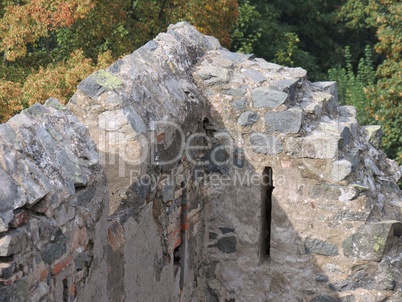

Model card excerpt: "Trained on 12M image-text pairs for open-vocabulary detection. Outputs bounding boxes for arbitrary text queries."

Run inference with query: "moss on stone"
[94,69,124,91]
[373,236,386,252]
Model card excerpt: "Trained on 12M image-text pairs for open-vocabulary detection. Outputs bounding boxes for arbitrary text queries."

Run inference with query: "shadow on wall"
[65,22,402,302]
[199,97,344,302]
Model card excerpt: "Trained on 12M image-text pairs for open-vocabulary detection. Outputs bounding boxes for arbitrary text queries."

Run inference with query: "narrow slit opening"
[173,244,181,277]
[261,167,274,259]
[62,278,68,302]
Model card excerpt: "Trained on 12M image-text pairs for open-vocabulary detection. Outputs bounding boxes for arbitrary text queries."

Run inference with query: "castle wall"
[0,22,402,302]
[67,23,221,301]
[0,100,108,301]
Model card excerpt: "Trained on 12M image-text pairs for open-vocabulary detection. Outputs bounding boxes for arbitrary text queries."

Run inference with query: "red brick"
[3,271,23,286]
[181,222,190,231]
[70,283,76,296]
[174,237,182,249]
[40,268,48,281]
[10,210,28,228]
[52,255,73,275]
[72,227,88,250]
[157,133,165,143]
[107,222,125,252]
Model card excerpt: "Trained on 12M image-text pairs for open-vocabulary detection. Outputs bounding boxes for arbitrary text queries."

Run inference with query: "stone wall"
[1,22,402,302]
[0,100,108,301]
[192,46,402,302]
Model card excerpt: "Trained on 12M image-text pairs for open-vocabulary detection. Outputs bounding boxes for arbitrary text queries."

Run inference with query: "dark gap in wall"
[174,245,181,268]
[62,278,68,302]
[261,167,274,259]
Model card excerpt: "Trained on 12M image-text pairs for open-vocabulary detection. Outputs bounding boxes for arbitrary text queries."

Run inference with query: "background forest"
[0,0,401,164]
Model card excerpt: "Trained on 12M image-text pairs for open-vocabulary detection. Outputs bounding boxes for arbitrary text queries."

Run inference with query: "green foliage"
[274,33,300,66]
[0,0,239,123]
[328,45,375,125]
[231,0,262,54]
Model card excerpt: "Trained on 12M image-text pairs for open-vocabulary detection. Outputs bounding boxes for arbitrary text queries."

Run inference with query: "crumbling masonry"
[1,23,402,302]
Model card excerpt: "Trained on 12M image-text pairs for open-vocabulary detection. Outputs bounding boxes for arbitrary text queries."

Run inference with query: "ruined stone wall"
[1,22,402,302]
[193,47,402,302]
[0,100,108,301]
[67,23,220,301]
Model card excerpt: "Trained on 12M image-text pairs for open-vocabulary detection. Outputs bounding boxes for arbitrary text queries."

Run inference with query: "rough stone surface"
[343,221,402,261]
[265,108,303,133]
[252,87,288,108]
[1,22,402,302]
[231,98,247,111]
[0,100,108,301]
[364,125,382,149]
[249,133,283,155]
[238,111,258,126]
[305,237,339,256]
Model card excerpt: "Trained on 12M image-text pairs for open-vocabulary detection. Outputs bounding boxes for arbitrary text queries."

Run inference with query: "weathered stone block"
[265,108,302,133]
[218,49,246,63]
[364,125,382,149]
[331,159,352,182]
[78,69,123,99]
[195,65,229,85]
[40,230,67,264]
[343,221,402,261]
[338,106,356,118]
[310,183,341,200]
[304,237,339,256]
[315,274,329,283]
[269,78,299,102]
[242,69,266,83]
[0,262,16,279]
[222,87,247,97]
[314,81,338,104]
[311,295,339,302]
[0,230,27,257]
[286,135,339,159]
[216,236,237,254]
[231,98,247,111]
[238,111,258,126]
[252,87,287,108]
[249,133,283,155]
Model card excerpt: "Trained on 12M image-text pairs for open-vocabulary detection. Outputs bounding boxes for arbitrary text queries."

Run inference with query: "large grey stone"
[242,69,266,83]
[304,237,339,256]
[330,262,396,292]
[269,78,299,102]
[265,108,302,133]
[311,295,338,302]
[310,183,341,200]
[216,236,237,253]
[252,87,287,108]
[0,229,26,257]
[343,221,402,261]
[40,229,67,264]
[231,99,247,111]
[218,49,246,63]
[222,87,247,97]
[364,125,382,149]
[238,111,258,126]
[196,65,229,85]
[331,159,352,182]
[249,133,283,155]
[286,135,339,159]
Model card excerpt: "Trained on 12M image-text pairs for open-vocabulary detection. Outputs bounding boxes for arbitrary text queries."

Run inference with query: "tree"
[0,0,239,123]
[328,45,376,125]
[340,0,402,163]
